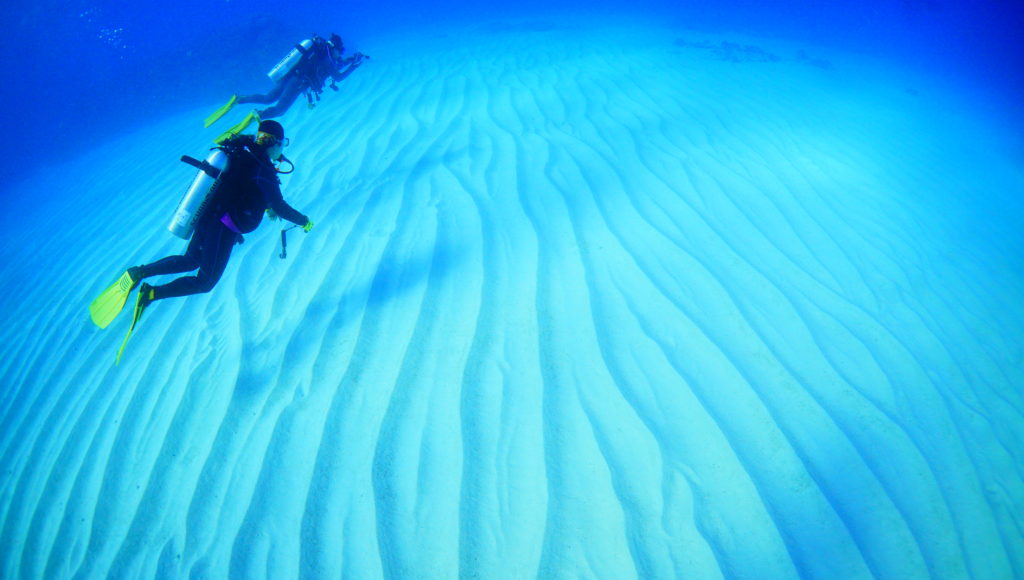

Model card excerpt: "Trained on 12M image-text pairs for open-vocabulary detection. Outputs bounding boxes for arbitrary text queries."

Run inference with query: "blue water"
[2,0,1021,185]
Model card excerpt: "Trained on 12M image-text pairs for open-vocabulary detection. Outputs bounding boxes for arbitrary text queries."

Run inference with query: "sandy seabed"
[1,18,1022,579]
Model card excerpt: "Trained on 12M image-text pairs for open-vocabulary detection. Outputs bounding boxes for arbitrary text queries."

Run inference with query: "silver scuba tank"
[168,150,230,239]
[267,39,314,83]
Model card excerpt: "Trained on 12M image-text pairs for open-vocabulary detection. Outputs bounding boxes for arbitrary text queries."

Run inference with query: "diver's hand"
[266,208,278,221]
[303,219,314,233]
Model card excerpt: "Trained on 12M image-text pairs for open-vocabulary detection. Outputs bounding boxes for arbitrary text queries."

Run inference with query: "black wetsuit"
[138,142,308,301]
[238,40,362,119]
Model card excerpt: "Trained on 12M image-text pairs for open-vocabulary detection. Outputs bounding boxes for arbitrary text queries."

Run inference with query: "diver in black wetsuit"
[238,33,366,119]
[131,120,312,307]
[86,119,314,362]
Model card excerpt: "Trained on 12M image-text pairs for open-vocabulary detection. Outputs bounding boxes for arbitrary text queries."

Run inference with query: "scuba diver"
[89,120,314,363]
[205,33,367,134]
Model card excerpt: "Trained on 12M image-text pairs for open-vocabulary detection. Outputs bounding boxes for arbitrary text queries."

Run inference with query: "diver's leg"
[147,220,237,300]
[131,218,215,279]
[256,77,305,118]
[238,80,286,105]
[133,253,199,278]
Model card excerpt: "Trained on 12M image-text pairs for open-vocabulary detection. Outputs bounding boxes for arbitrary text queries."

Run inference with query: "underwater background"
[2,0,1023,578]
[4,0,1022,181]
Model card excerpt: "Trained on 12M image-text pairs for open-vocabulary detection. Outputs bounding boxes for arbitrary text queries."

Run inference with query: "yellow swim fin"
[116,283,154,365]
[214,109,261,144]
[89,270,138,329]
[204,94,238,128]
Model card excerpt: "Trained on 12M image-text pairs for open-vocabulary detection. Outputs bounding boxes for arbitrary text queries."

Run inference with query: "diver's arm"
[331,53,366,82]
[257,166,309,226]
[268,193,309,227]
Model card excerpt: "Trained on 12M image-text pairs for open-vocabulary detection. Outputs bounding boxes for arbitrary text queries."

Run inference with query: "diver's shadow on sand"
[229,240,465,398]
[340,235,468,327]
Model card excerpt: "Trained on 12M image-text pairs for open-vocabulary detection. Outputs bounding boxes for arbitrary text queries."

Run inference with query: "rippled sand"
[1,19,1022,579]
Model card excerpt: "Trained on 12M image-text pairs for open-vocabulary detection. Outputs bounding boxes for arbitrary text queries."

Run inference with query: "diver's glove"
[266,209,278,221]
[303,219,315,233]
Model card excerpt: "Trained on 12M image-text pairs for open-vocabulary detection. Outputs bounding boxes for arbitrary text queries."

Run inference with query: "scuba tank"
[267,39,314,83]
[168,150,230,239]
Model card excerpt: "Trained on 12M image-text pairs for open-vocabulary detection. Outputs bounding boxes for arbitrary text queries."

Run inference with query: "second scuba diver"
[205,33,366,139]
